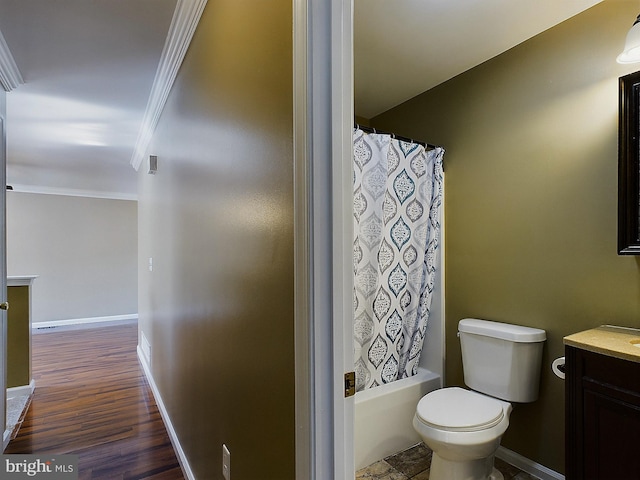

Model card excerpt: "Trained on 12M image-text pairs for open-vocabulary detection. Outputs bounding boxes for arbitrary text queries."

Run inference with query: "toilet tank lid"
[459,318,546,343]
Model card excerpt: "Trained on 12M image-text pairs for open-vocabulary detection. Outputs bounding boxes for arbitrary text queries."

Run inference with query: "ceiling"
[354,0,603,119]
[0,0,177,199]
[0,0,604,199]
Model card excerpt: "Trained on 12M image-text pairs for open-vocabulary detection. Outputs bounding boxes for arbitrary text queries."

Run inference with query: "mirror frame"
[618,70,640,254]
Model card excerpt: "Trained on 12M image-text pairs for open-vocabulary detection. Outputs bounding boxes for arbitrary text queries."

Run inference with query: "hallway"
[5,322,184,479]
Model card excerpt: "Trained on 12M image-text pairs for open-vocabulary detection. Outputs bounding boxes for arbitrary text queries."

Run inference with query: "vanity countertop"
[564,325,640,363]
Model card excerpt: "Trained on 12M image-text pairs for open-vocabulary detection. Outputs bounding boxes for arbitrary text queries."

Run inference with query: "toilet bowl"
[413,387,512,480]
[413,319,546,480]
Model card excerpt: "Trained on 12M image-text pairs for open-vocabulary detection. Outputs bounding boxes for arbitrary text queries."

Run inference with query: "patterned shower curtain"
[353,128,444,391]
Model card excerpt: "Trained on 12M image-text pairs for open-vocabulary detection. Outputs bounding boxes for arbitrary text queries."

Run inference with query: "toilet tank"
[459,318,546,403]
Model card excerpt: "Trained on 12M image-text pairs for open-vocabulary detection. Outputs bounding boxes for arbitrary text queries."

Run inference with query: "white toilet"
[413,318,546,480]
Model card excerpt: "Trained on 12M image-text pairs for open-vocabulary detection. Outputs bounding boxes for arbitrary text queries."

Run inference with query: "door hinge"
[344,371,356,398]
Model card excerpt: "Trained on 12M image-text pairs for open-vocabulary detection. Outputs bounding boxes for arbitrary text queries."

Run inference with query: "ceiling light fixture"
[618,14,640,64]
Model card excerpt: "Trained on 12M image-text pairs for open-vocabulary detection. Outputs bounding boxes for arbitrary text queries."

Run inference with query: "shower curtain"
[353,128,444,392]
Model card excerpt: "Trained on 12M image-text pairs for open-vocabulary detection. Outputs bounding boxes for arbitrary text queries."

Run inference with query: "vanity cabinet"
[565,343,640,479]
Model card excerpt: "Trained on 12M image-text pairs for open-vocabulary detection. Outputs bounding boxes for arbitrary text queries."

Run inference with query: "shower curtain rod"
[355,124,440,151]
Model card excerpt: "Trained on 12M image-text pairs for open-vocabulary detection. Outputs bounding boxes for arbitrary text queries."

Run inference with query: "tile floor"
[356,443,541,480]
[6,393,32,440]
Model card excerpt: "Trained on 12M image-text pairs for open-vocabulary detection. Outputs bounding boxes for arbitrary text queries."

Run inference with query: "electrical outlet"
[222,444,230,480]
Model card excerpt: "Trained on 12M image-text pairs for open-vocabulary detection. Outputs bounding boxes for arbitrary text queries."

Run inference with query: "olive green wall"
[137,1,294,479]
[7,286,29,388]
[372,1,640,473]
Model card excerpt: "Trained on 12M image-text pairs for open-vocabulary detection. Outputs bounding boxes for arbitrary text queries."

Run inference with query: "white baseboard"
[32,314,138,330]
[3,427,10,450]
[7,379,35,399]
[497,446,565,480]
[137,345,195,480]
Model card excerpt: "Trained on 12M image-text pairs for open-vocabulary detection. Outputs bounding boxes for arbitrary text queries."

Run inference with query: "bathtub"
[354,367,441,470]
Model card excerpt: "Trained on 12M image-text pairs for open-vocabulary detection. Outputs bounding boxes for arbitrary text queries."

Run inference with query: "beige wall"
[7,192,138,323]
[137,1,295,479]
[372,1,640,473]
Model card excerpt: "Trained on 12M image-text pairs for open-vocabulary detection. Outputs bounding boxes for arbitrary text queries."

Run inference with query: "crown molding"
[0,27,23,92]
[130,0,207,171]
[8,184,137,201]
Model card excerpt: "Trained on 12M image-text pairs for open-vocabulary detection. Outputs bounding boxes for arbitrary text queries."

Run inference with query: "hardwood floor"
[5,322,185,480]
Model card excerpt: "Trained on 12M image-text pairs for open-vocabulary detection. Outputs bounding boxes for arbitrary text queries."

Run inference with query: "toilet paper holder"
[552,356,566,380]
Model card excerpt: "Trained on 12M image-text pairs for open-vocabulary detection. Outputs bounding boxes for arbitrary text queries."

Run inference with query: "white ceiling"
[0,0,177,199]
[0,0,604,198]
[354,0,603,119]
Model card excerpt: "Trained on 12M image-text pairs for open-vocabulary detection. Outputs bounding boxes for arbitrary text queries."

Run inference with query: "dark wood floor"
[5,322,185,480]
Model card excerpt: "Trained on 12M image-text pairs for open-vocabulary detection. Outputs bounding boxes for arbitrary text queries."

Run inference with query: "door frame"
[0,113,8,451]
[293,0,354,478]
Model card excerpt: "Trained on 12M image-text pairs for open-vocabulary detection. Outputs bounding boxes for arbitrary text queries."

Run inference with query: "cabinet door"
[566,346,640,480]
[583,387,640,479]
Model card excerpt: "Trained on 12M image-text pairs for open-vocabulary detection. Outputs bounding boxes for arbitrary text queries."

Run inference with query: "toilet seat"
[416,387,505,432]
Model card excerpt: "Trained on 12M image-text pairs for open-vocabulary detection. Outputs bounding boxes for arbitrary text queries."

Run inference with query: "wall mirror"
[618,70,640,254]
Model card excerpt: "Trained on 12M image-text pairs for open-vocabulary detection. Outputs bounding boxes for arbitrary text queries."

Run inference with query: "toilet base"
[429,452,503,480]
[488,468,504,480]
